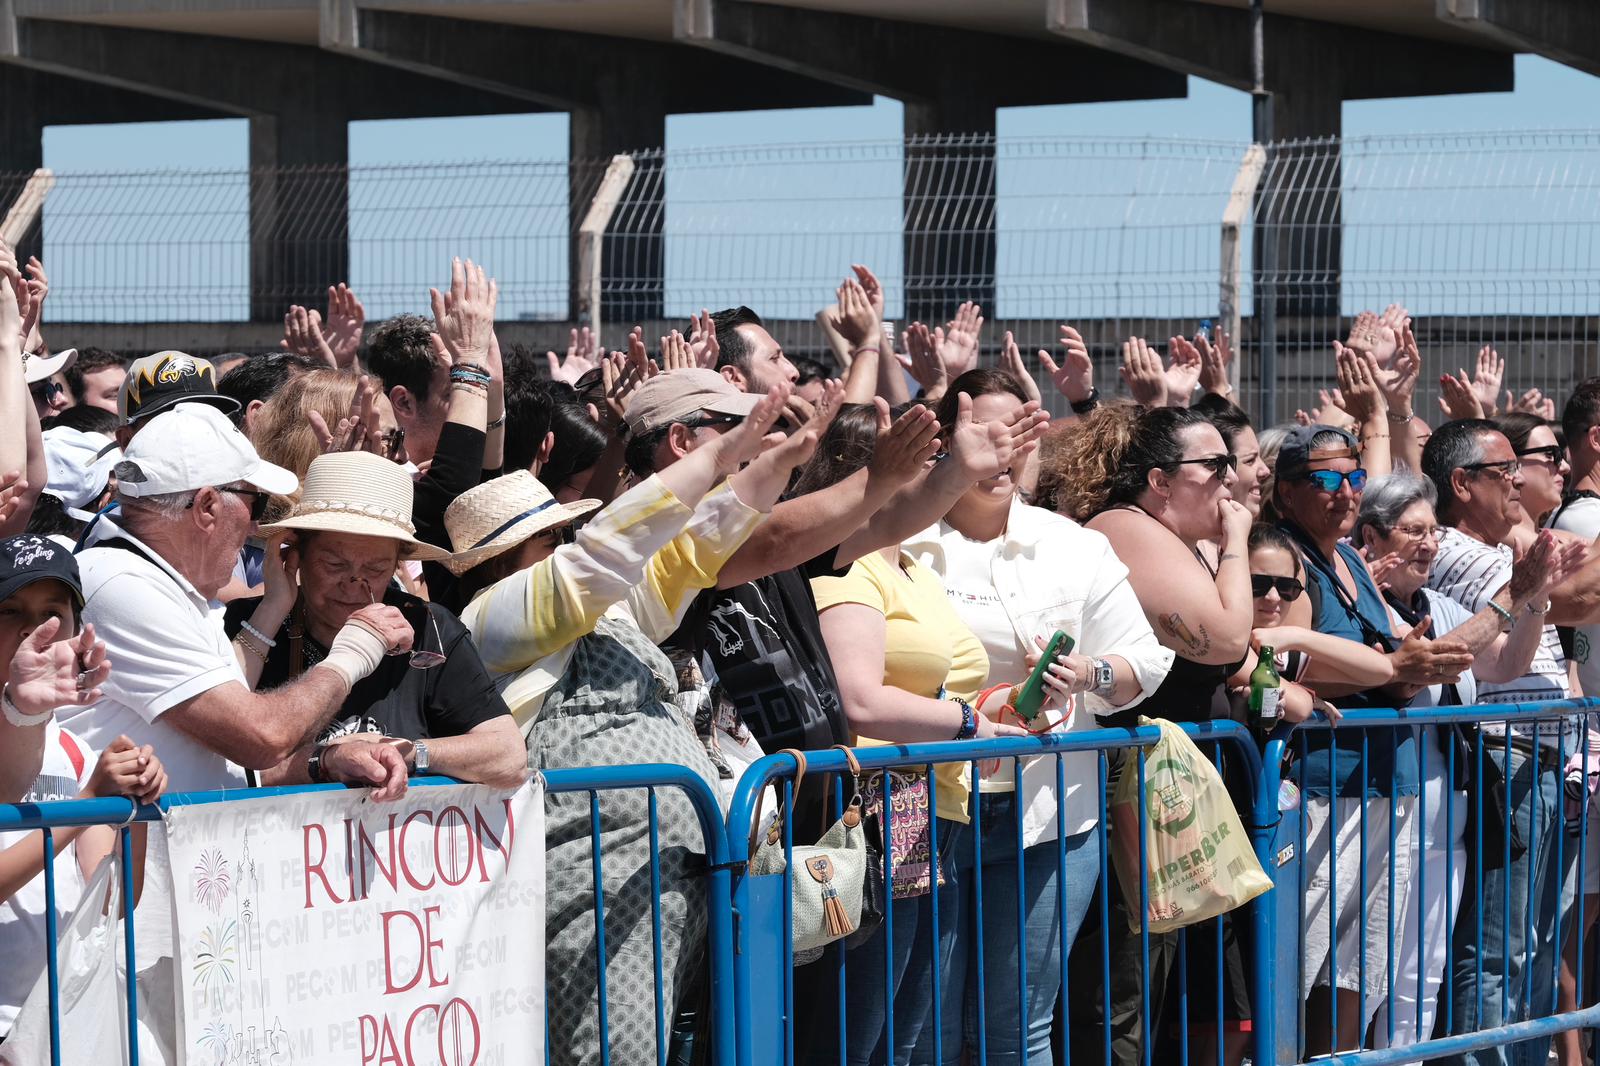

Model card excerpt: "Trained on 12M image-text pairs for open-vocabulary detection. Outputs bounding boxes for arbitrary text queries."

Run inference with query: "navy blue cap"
[0,535,83,608]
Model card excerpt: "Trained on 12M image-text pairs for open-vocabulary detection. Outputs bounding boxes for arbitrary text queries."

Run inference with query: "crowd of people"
[2,236,1600,1066]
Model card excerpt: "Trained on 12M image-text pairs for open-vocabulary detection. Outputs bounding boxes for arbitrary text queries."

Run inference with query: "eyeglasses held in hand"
[1250,575,1305,602]
[409,609,447,670]
[1302,468,1368,493]
[1170,453,1237,480]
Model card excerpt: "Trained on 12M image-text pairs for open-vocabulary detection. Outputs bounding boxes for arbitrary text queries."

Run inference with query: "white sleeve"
[85,574,239,722]
[1078,541,1175,717]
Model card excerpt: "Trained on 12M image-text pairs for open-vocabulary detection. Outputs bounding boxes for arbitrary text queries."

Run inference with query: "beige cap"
[623,368,761,439]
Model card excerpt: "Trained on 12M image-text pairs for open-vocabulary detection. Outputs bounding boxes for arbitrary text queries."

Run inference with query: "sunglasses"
[1302,468,1368,493]
[29,380,63,401]
[1251,575,1305,602]
[198,486,272,522]
[1516,445,1563,465]
[534,522,578,547]
[1171,453,1237,480]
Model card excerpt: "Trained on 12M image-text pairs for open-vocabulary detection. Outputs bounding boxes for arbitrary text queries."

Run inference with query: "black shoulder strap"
[1280,523,1398,652]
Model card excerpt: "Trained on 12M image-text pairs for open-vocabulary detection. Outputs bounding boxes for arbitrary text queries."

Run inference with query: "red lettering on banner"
[434,807,473,887]
[302,823,342,909]
[380,907,449,994]
[399,810,436,891]
[472,801,515,882]
[437,997,482,1066]
[357,814,400,899]
[358,1012,405,1066]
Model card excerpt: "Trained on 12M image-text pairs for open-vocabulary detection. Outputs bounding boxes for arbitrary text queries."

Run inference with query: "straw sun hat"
[257,451,450,562]
[443,470,601,576]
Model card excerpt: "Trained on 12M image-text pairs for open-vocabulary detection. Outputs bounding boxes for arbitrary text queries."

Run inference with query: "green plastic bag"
[1109,717,1272,933]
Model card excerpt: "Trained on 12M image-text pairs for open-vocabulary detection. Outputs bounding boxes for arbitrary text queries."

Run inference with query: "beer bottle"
[1249,646,1283,734]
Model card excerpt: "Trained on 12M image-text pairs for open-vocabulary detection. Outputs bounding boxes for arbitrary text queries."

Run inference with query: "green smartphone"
[1013,630,1074,722]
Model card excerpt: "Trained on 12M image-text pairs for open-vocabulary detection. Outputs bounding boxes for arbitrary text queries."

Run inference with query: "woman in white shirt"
[903,369,1173,1066]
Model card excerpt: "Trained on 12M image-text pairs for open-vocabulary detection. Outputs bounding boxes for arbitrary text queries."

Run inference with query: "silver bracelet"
[2,685,52,728]
[241,620,277,648]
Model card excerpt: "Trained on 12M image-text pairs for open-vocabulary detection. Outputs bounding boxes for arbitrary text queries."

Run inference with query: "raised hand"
[736,380,842,497]
[900,322,949,399]
[1195,327,1233,397]
[999,331,1041,404]
[709,383,790,474]
[0,270,19,357]
[429,257,498,366]
[1507,530,1581,608]
[281,305,336,367]
[1335,342,1387,425]
[1164,335,1202,407]
[323,283,366,370]
[0,471,29,530]
[307,374,385,455]
[1381,326,1422,419]
[1040,325,1093,406]
[688,310,719,369]
[851,264,886,320]
[599,351,646,427]
[1438,370,1485,420]
[1508,387,1556,420]
[548,326,600,385]
[939,301,983,379]
[1372,304,1409,365]
[659,330,698,373]
[945,392,1049,483]
[1471,345,1504,416]
[826,277,880,350]
[1118,336,1166,407]
[8,616,111,717]
[865,400,940,489]
[16,256,46,349]
[1345,309,1383,356]
[1366,551,1405,591]
[261,530,301,619]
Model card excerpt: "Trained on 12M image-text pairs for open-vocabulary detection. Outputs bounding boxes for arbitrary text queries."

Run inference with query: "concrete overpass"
[0,0,1593,329]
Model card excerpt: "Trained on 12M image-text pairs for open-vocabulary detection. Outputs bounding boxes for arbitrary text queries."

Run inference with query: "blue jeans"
[831,818,967,1066]
[912,792,1100,1066]
[1439,744,1577,1066]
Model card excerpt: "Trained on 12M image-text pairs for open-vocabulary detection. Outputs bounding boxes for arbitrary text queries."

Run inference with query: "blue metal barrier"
[1263,698,1600,1066]
[0,766,734,1066]
[724,721,1276,1066]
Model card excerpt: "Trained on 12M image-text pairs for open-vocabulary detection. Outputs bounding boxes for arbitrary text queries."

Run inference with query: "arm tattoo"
[1158,612,1213,658]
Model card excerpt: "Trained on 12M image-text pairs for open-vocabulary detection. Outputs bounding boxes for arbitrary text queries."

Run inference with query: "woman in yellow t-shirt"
[803,400,1052,1066]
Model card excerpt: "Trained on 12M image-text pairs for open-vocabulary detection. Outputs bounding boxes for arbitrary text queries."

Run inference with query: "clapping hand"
[548,326,601,385]
[1040,325,1093,406]
[999,331,1041,404]
[429,257,498,366]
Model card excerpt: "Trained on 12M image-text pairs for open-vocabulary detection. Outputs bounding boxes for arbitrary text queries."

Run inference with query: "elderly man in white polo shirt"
[59,402,415,796]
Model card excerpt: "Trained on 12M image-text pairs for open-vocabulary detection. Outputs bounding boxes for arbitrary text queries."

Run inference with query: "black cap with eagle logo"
[118,351,241,427]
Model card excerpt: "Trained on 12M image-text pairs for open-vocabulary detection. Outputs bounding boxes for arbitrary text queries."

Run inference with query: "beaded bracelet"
[241,619,276,648]
[450,369,492,387]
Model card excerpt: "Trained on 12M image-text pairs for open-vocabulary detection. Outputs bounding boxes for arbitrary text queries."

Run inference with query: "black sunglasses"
[1517,444,1563,465]
[1251,574,1305,602]
[190,486,271,522]
[1171,453,1237,480]
[29,380,63,400]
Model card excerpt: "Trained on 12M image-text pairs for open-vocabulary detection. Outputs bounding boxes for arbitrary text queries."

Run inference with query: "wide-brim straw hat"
[443,470,600,576]
[258,450,450,562]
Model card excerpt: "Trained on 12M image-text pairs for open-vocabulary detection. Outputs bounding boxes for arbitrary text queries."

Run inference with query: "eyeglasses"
[1302,468,1368,493]
[1170,453,1237,480]
[1251,575,1305,601]
[1516,445,1563,466]
[192,486,271,522]
[1462,458,1522,481]
[534,522,578,547]
[28,381,62,401]
[685,413,745,432]
[1388,523,1439,544]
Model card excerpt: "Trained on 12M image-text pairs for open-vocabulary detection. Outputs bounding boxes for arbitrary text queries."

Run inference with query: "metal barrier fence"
[0,763,735,1066]
[7,700,1600,1065]
[6,130,1600,424]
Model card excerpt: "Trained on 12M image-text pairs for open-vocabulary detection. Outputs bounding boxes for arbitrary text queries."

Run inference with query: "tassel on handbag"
[806,856,855,938]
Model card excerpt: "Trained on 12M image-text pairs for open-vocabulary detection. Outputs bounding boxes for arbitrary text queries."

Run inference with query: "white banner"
[163,778,544,1066]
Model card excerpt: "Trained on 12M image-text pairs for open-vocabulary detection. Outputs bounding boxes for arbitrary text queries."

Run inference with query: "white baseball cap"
[23,347,75,386]
[113,402,298,499]
[43,426,121,519]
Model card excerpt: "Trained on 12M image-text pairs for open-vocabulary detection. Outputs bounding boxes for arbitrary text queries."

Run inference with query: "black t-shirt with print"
[223,590,510,743]
[666,549,850,759]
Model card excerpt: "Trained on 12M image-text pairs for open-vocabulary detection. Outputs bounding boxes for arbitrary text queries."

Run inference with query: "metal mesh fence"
[5,130,1599,426]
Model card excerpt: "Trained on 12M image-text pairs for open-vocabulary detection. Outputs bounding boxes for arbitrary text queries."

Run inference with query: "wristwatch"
[1089,658,1116,698]
[1070,387,1099,416]
[307,742,329,784]
[412,739,431,776]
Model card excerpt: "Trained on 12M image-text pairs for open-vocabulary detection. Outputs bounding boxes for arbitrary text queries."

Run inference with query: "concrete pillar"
[246,112,350,322]
[902,100,998,326]
[569,107,669,326]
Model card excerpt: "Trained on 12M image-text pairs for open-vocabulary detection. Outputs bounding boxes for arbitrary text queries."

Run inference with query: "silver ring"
[75,670,92,689]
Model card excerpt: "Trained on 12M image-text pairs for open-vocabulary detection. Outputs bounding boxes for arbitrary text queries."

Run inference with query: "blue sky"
[31,56,1600,325]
